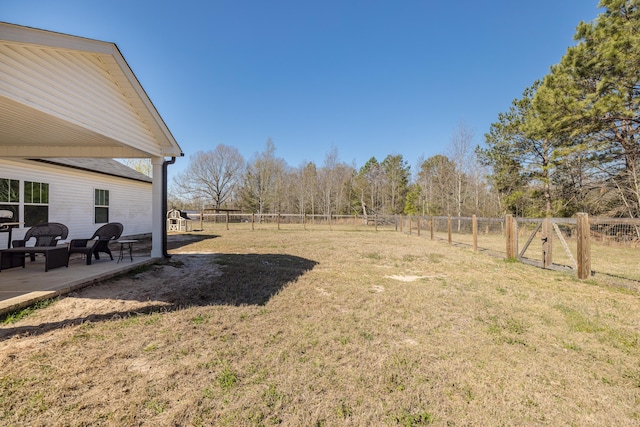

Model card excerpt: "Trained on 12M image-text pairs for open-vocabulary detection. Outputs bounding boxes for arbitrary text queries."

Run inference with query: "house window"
[0,178,20,222]
[95,189,109,223]
[24,181,49,227]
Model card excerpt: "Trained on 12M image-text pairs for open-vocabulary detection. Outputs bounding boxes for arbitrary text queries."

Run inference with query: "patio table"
[0,246,68,272]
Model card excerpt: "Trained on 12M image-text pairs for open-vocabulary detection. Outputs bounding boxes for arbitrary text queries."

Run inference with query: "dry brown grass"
[1,226,640,426]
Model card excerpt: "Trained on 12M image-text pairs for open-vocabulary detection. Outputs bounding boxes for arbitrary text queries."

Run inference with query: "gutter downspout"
[162,157,177,258]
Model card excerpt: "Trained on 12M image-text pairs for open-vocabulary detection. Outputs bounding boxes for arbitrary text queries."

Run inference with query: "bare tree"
[302,162,318,216]
[292,161,319,215]
[317,146,354,217]
[119,158,152,177]
[417,154,456,216]
[318,147,339,217]
[240,138,286,217]
[173,144,244,209]
[448,121,474,227]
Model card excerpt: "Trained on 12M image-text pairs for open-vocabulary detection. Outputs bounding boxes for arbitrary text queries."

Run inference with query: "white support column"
[151,157,165,258]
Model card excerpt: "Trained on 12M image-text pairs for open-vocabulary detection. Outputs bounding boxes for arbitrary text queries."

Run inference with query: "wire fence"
[189,213,402,231]
[179,212,640,290]
[589,218,640,283]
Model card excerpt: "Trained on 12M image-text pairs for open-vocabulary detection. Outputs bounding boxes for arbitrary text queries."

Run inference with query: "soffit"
[0,22,183,159]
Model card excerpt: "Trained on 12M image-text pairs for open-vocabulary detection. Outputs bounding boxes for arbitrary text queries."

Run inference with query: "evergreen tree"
[381,154,410,214]
[481,83,559,217]
[535,0,640,217]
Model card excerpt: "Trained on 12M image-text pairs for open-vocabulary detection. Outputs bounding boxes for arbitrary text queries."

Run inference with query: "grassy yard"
[1,227,640,426]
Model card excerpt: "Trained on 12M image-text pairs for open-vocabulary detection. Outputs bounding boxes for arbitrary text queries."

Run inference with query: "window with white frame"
[24,181,49,227]
[95,189,109,223]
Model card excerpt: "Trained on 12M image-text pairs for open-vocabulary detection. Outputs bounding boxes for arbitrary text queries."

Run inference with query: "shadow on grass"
[164,253,317,307]
[0,253,317,340]
[166,233,219,251]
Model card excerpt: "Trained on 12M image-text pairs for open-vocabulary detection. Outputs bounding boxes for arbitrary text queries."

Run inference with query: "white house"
[0,22,183,257]
[0,157,153,248]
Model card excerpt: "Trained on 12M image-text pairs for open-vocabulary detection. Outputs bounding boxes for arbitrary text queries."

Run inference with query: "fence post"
[542,218,552,268]
[472,214,477,253]
[430,216,434,240]
[576,213,591,280]
[375,214,378,232]
[304,213,307,230]
[226,211,230,231]
[417,215,421,237]
[251,213,255,231]
[277,213,281,230]
[200,210,204,231]
[408,216,412,235]
[505,214,517,259]
[399,214,403,233]
[448,216,452,244]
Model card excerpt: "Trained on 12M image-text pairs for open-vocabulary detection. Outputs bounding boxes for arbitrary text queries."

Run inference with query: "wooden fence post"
[200,211,204,231]
[505,214,517,259]
[447,216,452,244]
[226,211,230,231]
[304,213,307,230]
[399,214,403,233]
[576,213,591,279]
[472,214,477,253]
[374,214,378,232]
[251,213,255,231]
[542,218,552,268]
[408,216,412,235]
[277,213,281,230]
[417,216,421,237]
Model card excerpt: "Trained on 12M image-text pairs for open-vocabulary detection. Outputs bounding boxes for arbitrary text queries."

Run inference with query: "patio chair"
[67,222,124,265]
[12,222,69,261]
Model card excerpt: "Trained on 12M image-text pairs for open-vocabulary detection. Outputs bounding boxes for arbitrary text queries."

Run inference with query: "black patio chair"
[67,222,124,265]
[12,222,69,261]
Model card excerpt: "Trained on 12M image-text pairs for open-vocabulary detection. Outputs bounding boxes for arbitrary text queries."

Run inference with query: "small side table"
[116,240,137,263]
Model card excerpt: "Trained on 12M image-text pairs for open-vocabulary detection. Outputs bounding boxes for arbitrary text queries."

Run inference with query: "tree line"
[169,124,499,218]
[169,0,639,219]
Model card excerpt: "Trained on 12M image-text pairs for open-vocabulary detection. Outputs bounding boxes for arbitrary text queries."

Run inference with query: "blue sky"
[2,1,601,179]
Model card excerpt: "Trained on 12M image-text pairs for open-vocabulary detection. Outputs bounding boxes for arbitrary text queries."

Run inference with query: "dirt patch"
[385,274,446,282]
[385,274,427,282]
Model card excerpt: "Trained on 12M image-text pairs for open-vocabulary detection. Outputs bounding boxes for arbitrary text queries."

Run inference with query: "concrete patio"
[0,249,157,316]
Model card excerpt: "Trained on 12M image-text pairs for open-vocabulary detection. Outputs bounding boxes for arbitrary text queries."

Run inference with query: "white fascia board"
[0,22,116,55]
[107,49,183,157]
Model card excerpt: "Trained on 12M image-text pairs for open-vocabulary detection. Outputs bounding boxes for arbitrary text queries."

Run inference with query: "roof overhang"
[0,22,183,159]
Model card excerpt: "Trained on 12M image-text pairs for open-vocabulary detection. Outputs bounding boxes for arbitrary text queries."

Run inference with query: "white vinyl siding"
[0,159,152,248]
